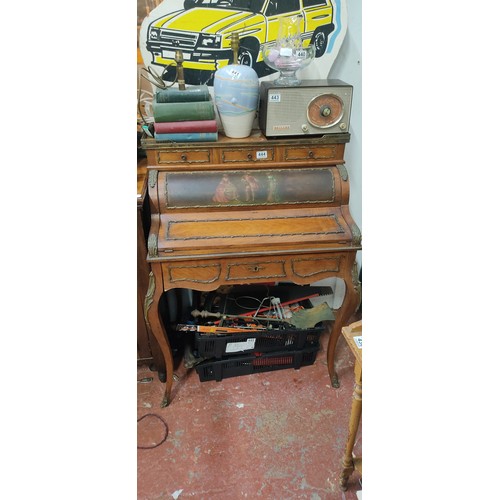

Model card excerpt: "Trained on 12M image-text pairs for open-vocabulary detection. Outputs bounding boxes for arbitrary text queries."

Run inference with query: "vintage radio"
[258,79,353,138]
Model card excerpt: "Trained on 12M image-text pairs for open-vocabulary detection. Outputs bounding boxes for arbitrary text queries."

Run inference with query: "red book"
[154,120,218,134]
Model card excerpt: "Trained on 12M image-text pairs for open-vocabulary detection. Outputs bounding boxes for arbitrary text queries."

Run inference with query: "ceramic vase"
[214,53,259,138]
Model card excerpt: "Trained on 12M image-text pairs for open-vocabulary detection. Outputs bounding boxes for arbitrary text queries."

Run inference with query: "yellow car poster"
[138,0,348,86]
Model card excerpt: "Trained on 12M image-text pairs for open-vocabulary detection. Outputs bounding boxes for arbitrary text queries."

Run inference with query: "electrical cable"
[137,413,169,449]
[232,295,268,310]
[137,64,179,134]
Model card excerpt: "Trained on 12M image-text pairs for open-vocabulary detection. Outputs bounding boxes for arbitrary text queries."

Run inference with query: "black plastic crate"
[195,346,320,382]
[194,324,323,359]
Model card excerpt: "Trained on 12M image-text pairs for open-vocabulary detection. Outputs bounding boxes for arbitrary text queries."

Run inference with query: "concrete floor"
[137,311,362,499]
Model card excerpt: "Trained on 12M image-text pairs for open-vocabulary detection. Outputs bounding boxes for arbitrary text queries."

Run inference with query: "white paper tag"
[268,93,281,103]
[225,338,256,353]
[279,47,293,57]
[256,150,268,159]
[353,336,362,349]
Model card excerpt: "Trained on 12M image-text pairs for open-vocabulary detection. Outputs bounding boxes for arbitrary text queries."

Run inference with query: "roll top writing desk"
[142,130,361,407]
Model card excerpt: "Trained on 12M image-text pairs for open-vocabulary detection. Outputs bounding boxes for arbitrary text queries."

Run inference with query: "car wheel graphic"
[238,38,259,68]
[312,29,328,57]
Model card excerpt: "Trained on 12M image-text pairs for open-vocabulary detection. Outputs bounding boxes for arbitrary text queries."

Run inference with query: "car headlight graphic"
[199,34,221,48]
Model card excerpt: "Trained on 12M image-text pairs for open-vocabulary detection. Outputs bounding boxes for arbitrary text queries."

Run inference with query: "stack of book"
[152,85,218,143]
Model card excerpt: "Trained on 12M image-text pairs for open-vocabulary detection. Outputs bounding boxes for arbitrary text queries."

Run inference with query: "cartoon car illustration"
[145,0,335,77]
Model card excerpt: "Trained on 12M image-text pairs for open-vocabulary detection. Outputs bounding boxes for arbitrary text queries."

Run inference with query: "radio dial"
[307,93,344,129]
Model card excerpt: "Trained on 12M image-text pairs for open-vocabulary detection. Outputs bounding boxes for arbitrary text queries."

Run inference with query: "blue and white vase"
[214,35,259,138]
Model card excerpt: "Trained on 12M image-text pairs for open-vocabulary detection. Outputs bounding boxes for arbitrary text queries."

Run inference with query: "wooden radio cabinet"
[141,130,361,407]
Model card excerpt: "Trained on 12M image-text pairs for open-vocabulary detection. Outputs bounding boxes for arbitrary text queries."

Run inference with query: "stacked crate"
[190,284,331,382]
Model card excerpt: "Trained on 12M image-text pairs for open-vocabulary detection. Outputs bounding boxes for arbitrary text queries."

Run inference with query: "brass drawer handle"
[249,265,263,272]
[308,151,315,158]
[181,154,187,161]
[247,153,253,160]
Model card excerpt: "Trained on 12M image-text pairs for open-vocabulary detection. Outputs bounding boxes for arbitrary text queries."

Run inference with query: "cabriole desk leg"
[144,267,174,407]
[340,361,362,490]
[327,258,361,388]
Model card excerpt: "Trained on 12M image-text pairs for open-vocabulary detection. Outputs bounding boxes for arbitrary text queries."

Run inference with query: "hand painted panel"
[164,168,335,207]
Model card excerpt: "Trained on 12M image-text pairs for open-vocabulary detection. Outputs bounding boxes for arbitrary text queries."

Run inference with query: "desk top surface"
[141,129,351,150]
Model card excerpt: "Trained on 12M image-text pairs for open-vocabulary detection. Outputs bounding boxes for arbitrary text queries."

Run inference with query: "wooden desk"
[142,131,361,407]
[339,320,362,491]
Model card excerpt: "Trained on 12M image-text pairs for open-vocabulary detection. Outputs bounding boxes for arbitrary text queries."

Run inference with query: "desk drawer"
[156,149,211,165]
[291,255,342,279]
[161,259,286,288]
[226,260,286,281]
[221,147,275,163]
[163,262,222,286]
[284,145,341,162]
[157,251,354,291]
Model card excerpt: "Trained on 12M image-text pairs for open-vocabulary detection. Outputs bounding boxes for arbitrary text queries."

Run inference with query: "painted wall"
[310,0,360,308]
[328,0,361,271]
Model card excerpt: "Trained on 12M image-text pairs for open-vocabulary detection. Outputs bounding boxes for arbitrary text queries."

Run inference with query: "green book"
[153,95,216,122]
[155,85,210,103]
